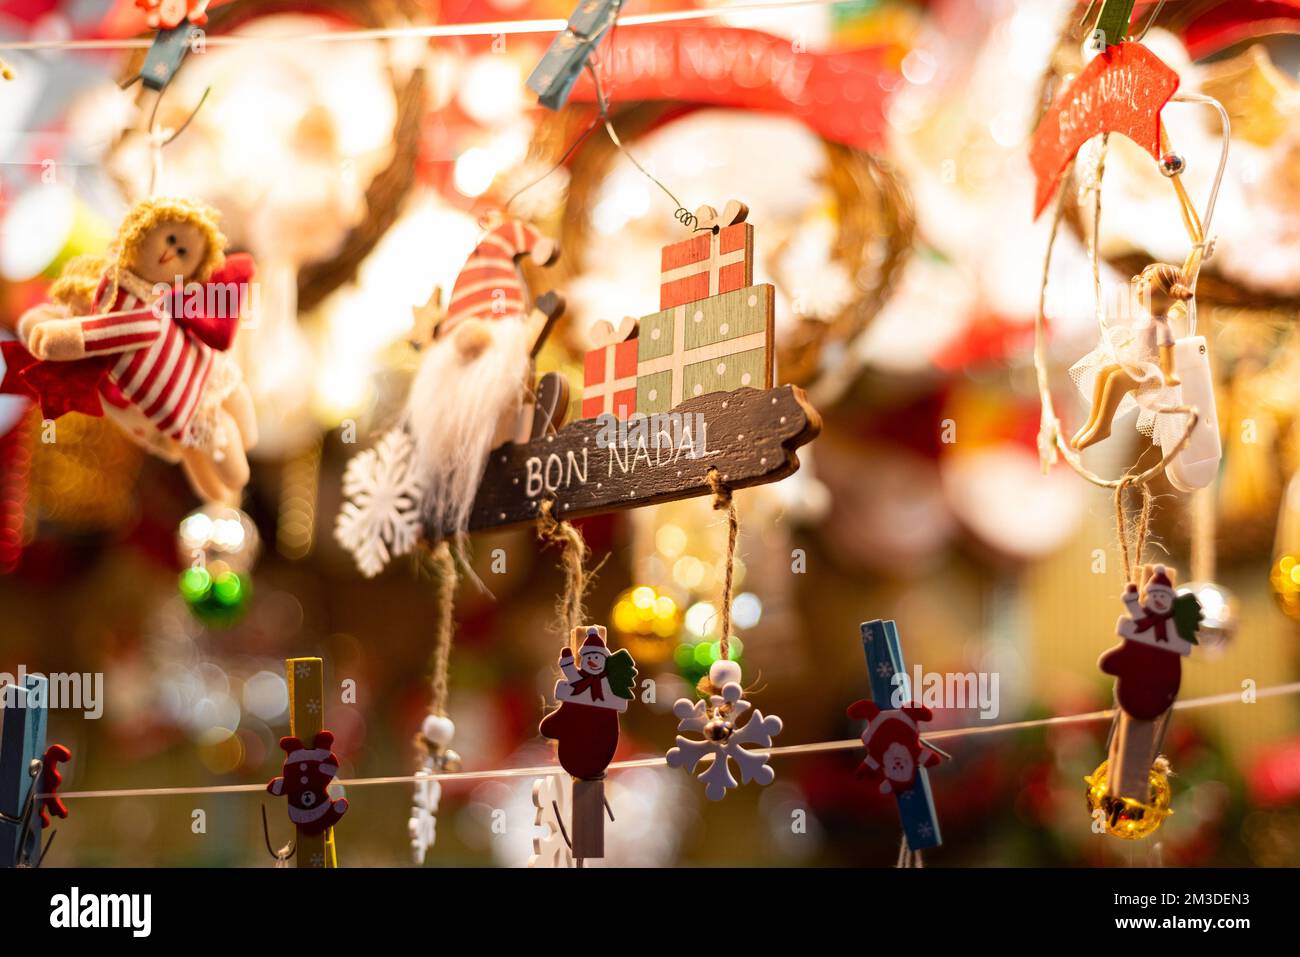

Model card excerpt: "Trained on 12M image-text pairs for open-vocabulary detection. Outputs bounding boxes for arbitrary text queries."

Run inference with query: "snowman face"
[1147,588,1173,614]
[882,741,915,785]
[581,652,606,674]
[129,220,209,286]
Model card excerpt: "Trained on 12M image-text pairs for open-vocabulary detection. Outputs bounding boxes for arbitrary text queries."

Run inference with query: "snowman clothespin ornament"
[539,625,636,863]
[1087,564,1202,839]
[665,659,783,801]
[851,619,947,863]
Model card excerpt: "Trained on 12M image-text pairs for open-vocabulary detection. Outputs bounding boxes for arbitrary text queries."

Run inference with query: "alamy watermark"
[0,666,103,719]
[593,411,716,454]
[891,666,1000,720]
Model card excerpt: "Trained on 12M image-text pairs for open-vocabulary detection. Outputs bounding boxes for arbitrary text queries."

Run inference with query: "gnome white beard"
[405,318,532,536]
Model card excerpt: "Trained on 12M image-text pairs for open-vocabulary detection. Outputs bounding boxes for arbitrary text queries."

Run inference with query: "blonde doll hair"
[114,196,227,283]
[49,254,111,312]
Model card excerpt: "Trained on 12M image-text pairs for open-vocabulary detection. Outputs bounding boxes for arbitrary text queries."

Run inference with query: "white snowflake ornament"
[529,775,573,868]
[409,715,460,865]
[665,662,783,801]
[409,767,440,865]
[335,426,425,577]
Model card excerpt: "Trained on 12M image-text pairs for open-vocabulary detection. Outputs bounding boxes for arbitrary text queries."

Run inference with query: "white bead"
[709,660,742,689]
[421,714,456,747]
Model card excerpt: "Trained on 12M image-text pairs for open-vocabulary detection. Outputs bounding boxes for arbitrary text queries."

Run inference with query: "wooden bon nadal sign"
[428,203,820,539]
[439,384,817,536]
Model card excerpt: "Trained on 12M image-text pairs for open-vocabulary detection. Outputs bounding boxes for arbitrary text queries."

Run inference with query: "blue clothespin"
[527,0,624,111]
[139,21,204,92]
[0,675,49,867]
[856,620,944,851]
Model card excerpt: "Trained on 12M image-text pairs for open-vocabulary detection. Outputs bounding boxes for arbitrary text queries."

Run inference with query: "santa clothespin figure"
[538,625,637,863]
[1097,564,1202,808]
[846,700,947,797]
[267,731,349,837]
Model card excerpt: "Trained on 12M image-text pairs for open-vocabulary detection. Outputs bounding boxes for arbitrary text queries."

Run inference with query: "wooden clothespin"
[538,625,636,865]
[1094,565,1201,817]
[851,620,946,855]
[276,657,344,868]
[1089,0,1138,48]
[526,0,625,111]
[0,675,49,867]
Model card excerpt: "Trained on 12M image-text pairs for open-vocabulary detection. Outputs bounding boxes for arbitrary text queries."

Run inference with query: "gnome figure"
[539,626,637,780]
[1099,564,1202,721]
[405,219,559,537]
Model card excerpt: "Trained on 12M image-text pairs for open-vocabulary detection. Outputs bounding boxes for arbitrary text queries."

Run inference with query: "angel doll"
[1070,263,1188,451]
[2,197,256,502]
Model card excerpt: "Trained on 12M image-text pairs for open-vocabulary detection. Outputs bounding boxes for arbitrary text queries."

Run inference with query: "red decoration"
[1183,1,1300,60]
[539,628,637,780]
[0,409,32,575]
[565,25,894,152]
[581,319,638,420]
[267,730,349,836]
[1098,569,1199,721]
[660,222,753,310]
[846,699,946,795]
[38,744,71,828]
[1029,41,1180,219]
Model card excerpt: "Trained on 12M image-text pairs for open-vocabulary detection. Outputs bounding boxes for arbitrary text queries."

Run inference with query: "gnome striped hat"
[440,219,559,338]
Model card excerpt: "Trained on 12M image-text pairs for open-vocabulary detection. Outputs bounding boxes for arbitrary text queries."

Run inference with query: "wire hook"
[261,805,296,865]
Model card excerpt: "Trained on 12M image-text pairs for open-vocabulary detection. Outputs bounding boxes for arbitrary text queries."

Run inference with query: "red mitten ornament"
[38,744,72,828]
[1099,566,1202,721]
[267,731,348,836]
[539,627,637,780]
[846,700,946,795]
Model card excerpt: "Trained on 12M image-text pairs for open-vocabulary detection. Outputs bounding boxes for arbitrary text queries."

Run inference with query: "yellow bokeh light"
[673,556,705,590]
[632,586,656,609]
[655,523,688,559]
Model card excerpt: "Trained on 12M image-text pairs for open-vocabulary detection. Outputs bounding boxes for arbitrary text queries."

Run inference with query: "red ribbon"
[569,670,607,702]
[1133,608,1175,643]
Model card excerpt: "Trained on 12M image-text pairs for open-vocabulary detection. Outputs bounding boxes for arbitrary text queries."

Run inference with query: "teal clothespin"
[0,675,49,867]
[139,21,204,92]
[527,0,624,111]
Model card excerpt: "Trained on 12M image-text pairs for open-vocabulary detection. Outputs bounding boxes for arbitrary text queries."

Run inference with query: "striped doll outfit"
[80,271,232,446]
[441,221,549,338]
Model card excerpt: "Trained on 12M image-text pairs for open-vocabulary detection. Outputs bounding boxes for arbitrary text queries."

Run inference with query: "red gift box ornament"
[659,201,754,309]
[582,316,639,420]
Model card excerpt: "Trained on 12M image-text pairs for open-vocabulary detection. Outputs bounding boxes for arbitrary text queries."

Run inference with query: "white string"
[47,681,1300,801]
[0,0,853,53]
